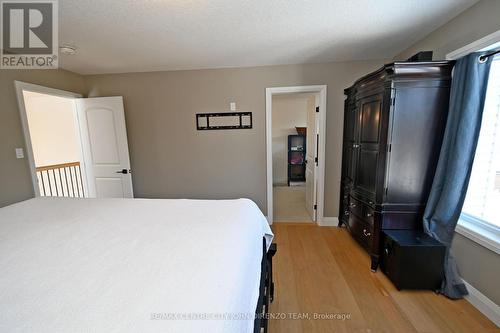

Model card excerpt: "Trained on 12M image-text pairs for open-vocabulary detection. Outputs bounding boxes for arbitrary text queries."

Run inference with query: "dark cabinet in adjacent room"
[288,135,306,185]
[338,61,455,271]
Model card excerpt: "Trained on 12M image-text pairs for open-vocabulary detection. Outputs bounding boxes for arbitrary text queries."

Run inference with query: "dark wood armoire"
[338,61,455,271]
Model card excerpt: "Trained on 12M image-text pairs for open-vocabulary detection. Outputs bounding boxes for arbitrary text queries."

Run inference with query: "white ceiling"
[59,0,478,75]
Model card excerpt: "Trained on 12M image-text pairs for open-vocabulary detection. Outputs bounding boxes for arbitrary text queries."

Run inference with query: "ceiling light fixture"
[60,45,77,55]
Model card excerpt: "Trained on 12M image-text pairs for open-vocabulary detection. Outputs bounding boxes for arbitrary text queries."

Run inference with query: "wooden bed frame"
[254,238,277,333]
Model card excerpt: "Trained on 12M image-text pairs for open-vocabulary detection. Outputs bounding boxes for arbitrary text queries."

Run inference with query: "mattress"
[0,197,273,333]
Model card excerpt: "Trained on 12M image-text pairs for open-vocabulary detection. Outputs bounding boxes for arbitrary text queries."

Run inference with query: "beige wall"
[24,91,82,167]
[451,234,500,305]
[85,60,385,215]
[396,0,500,306]
[271,94,311,185]
[0,61,386,215]
[0,69,86,207]
[395,0,500,60]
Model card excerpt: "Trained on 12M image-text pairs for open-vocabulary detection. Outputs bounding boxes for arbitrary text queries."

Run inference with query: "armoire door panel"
[344,106,356,143]
[341,145,349,181]
[360,98,382,144]
[356,149,378,197]
[342,145,356,183]
[348,145,357,182]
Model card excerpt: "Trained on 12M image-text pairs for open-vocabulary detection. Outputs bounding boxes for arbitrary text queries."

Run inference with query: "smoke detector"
[60,45,77,55]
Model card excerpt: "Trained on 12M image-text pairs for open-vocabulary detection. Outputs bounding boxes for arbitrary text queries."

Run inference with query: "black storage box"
[381,230,445,290]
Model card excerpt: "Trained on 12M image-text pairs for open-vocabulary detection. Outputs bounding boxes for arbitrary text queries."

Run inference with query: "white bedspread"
[0,197,273,333]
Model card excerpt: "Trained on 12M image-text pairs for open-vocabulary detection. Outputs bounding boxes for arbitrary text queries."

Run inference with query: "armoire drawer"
[349,196,375,228]
[348,197,364,219]
[364,206,375,226]
[348,213,373,251]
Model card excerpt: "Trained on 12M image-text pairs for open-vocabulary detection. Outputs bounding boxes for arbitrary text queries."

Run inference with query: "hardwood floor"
[269,223,499,333]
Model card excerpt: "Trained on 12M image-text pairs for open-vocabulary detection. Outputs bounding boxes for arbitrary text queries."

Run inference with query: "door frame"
[14,81,85,197]
[265,85,327,225]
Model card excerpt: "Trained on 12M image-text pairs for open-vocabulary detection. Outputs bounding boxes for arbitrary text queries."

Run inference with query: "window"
[460,55,500,249]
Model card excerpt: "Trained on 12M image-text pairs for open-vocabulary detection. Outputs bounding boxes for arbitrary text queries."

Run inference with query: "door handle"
[363,229,371,237]
[116,169,131,174]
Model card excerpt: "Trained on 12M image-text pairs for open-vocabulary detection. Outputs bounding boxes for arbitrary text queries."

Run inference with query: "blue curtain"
[423,52,493,299]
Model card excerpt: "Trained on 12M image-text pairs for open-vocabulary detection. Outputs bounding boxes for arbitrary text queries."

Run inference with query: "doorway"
[266,85,327,225]
[23,90,88,197]
[15,81,134,199]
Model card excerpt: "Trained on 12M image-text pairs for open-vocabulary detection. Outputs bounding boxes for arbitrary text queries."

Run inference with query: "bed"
[0,197,274,333]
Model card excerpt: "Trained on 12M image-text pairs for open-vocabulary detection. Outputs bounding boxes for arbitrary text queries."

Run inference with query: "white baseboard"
[318,216,339,227]
[463,280,500,327]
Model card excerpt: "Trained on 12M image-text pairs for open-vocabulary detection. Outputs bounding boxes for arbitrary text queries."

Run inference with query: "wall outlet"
[15,148,24,159]
[230,102,236,111]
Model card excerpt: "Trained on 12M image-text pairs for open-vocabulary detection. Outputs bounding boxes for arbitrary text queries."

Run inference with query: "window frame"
[446,29,500,254]
[457,213,500,254]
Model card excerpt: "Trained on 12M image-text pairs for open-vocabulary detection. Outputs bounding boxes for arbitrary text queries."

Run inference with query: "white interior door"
[76,96,134,198]
[305,97,318,221]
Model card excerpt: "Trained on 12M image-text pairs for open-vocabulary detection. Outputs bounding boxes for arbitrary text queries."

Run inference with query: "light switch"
[230,102,236,111]
[15,148,24,159]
